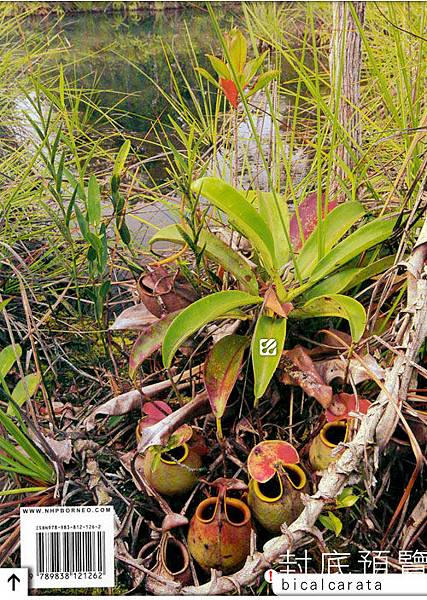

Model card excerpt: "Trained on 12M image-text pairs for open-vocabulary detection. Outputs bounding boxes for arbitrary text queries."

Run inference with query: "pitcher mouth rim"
[137,537,190,576]
[320,420,349,448]
[283,463,307,490]
[195,496,251,527]
[160,442,189,465]
[161,536,190,576]
[252,473,283,503]
[252,463,307,502]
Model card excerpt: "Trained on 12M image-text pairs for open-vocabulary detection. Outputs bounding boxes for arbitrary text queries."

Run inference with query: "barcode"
[35,531,106,575]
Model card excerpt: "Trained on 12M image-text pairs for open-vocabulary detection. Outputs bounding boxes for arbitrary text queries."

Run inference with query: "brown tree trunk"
[330,2,366,191]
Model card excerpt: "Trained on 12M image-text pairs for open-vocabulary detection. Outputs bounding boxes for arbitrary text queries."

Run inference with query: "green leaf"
[150,224,258,295]
[87,175,101,227]
[246,70,279,97]
[0,486,48,497]
[346,256,395,290]
[113,139,131,178]
[0,344,22,378]
[204,335,249,419]
[296,201,365,278]
[310,217,397,284]
[0,434,46,478]
[165,424,194,451]
[63,168,85,201]
[119,222,131,246]
[74,204,90,242]
[0,408,54,482]
[129,313,178,378]
[151,449,162,472]
[100,223,108,270]
[225,29,247,73]
[305,256,395,301]
[195,67,220,88]
[256,191,290,268]
[336,487,359,508]
[251,315,287,400]
[162,291,262,368]
[65,187,78,228]
[243,52,268,86]
[291,294,366,342]
[191,177,277,273]
[0,299,11,312]
[206,54,231,79]
[100,280,110,302]
[8,373,40,415]
[0,462,42,479]
[319,511,343,536]
[304,268,361,301]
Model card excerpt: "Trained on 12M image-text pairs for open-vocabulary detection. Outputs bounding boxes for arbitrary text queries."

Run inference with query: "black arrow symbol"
[7,574,20,592]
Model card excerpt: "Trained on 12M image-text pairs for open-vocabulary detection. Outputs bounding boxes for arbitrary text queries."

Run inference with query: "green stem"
[216,417,224,441]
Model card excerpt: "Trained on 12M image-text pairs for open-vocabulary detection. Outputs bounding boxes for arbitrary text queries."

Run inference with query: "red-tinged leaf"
[326,393,371,422]
[137,408,193,447]
[167,424,193,449]
[137,401,172,440]
[204,335,249,419]
[279,345,332,409]
[129,312,178,377]
[142,401,172,425]
[248,440,300,483]
[189,431,209,456]
[290,192,337,250]
[219,78,239,108]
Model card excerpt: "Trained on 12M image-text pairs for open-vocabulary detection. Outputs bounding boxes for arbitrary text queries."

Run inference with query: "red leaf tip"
[219,78,239,108]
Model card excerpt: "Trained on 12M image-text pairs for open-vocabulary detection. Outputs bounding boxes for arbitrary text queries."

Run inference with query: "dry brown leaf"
[235,416,259,438]
[74,439,100,454]
[86,456,112,504]
[309,328,353,358]
[264,287,293,318]
[279,345,332,408]
[137,266,198,318]
[110,304,158,330]
[30,431,73,464]
[316,354,385,385]
[85,389,142,431]
[45,437,73,464]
